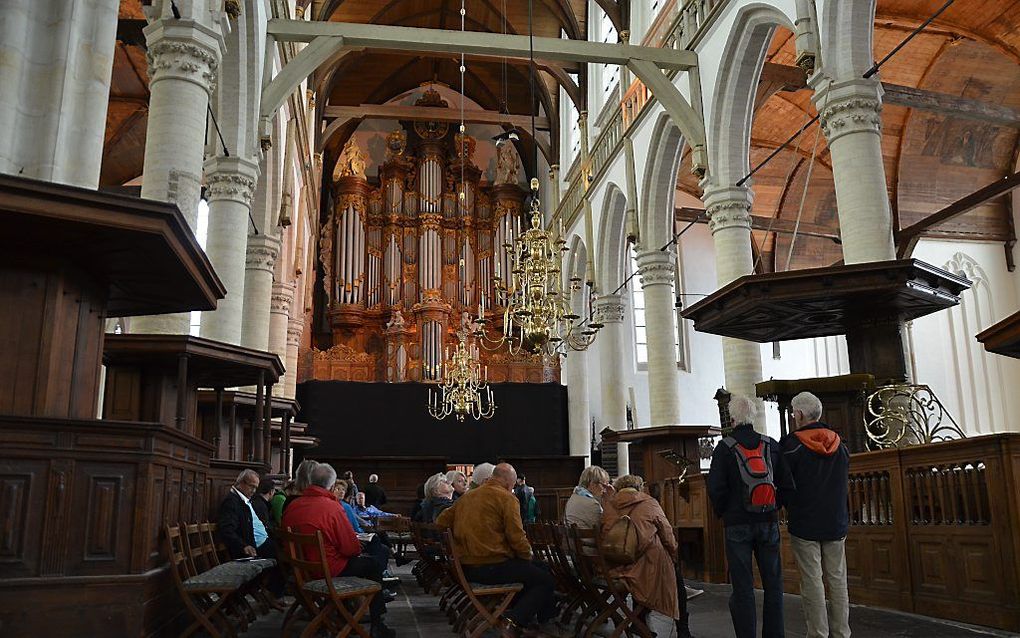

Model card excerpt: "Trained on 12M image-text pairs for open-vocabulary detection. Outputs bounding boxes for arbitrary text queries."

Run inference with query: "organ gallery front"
[311,89,556,384]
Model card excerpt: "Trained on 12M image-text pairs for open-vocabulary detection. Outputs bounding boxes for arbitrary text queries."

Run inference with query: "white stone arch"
[596,183,629,294]
[939,252,1007,434]
[213,1,269,159]
[817,0,877,79]
[566,235,589,316]
[639,111,686,250]
[707,3,797,187]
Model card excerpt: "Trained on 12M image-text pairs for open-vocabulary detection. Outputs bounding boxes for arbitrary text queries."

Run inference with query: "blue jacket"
[780,422,850,541]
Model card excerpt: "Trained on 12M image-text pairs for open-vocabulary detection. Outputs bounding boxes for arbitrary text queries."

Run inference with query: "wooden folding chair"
[277,527,382,638]
[544,523,589,626]
[581,524,655,638]
[439,529,523,638]
[166,524,254,638]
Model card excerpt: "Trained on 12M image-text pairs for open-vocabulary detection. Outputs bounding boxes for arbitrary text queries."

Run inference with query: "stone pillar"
[132,19,222,335]
[0,0,119,188]
[563,349,591,461]
[268,282,294,384]
[200,156,260,345]
[703,185,765,426]
[636,249,682,426]
[285,318,303,399]
[240,234,281,352]
[595,294,629,476]
[813,77,896,264]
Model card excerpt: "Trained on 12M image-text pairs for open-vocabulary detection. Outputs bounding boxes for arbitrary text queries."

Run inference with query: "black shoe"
[370,620,396,638]
[383,589,398,603]
[394,555,412,567]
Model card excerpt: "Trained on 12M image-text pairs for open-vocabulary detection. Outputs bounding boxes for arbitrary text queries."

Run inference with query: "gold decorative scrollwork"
[865,384,966,450]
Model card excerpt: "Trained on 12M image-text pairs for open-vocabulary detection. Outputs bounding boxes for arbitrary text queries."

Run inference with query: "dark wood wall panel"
[0,460,48,577]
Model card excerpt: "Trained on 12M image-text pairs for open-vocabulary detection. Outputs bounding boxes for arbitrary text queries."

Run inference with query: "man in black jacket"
[217,469,285,607]
[708,395,794,638]
[363,473,388,508]
[781,392,851,638]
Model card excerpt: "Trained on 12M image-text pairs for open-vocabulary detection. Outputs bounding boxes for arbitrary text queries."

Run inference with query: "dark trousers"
[675,561,690,627]
[362,535,391,575]
[340,555,388,620]
[464,558,557,627]
[724,522,784,638]
[255,539,285,597]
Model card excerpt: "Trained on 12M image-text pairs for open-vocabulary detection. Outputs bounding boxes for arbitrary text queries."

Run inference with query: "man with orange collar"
[781,392,851,638]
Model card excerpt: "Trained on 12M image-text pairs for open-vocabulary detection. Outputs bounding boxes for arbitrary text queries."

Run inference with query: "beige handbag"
[601,515,642,564]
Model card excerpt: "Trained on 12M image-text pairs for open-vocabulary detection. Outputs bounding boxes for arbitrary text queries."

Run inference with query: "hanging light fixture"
[473,0,601,356]
[428,326,496,422]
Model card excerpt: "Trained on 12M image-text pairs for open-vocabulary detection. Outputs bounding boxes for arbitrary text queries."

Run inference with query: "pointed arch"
[596,183,628,294]
[817,0,877,79]
[640,111,687,250]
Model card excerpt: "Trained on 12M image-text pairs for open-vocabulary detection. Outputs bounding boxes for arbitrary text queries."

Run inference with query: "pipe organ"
[312,88,556,384]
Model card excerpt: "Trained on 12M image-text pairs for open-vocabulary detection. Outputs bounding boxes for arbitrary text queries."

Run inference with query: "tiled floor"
[245,564,1018,638]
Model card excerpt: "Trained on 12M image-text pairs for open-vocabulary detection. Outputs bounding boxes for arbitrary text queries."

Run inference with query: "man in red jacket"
[282,463,395,638]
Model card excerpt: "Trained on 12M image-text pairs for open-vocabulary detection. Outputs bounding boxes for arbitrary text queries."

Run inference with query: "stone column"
[636,249,682,426]
[285,318,303,399]
[0,0,119,188]
[132,19,222,335]
[703,185,765,424]
[268,281,294,381]
[200,156,259,345]
[240,234,281,352]
[812,77,896,264]
[563,348,591,461]
[595,294,629,476]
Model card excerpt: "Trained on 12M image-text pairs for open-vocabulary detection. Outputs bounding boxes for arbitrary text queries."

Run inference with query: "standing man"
[437,463,560,637]
[782,392,851,638]
[364,473,388,508]
[708,395,794,638]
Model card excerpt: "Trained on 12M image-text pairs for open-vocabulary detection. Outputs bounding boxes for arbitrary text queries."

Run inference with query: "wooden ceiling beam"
[896,171,1020,257]
[323,103,550,129]
[676,206,841,241]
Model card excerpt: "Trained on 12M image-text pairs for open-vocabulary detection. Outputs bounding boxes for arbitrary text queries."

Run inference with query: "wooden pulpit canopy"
[104,334,284,387]
[0,174,225,316]
[680,259,971,343]
[976,310,1020,359]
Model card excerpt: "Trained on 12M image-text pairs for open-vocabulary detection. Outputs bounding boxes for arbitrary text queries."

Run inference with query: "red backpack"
[723,436,777,513]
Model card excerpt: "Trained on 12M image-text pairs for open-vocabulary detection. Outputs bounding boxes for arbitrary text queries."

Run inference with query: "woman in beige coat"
[602,474,691,636]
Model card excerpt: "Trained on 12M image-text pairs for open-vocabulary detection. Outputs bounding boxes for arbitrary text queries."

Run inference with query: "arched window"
[599,9,619,107]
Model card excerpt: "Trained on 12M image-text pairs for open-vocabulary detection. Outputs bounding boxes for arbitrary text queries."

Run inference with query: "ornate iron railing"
[865,384,967,450]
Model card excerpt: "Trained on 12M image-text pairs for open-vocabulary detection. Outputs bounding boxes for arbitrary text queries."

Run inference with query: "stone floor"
[246,564,1019,638]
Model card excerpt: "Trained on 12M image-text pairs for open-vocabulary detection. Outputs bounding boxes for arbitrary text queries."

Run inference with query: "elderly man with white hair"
[363,472,388,508]
[781,392,851,638]
[707,395,795,638]
[469,461,495,488]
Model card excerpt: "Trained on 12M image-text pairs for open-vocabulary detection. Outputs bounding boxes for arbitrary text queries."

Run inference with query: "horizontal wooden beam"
[266,19,698,70]
[322,104,549,130]
[882,83,1020,128]
[896,171,1020,257]
[676,207,841,241]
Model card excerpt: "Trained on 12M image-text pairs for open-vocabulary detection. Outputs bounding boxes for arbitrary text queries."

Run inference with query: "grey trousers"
[789,534,851,638]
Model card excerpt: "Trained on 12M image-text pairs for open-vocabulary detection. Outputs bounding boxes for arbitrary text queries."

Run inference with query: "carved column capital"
[286,317,303,347]
[593,294,626,324]
[635,249,676,288]
[246,234,281,273]
[205,156,260,206]
[703,185,753,234]
[813,78,884,144]
[144,23,221,93]
[271,281,296,315]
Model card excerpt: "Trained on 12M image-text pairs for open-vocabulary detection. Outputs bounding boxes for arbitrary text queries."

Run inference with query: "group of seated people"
[215,462,401,638]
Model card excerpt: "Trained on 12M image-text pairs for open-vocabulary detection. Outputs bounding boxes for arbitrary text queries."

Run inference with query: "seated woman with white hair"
[445,470,468,500]
[564,465,612,530]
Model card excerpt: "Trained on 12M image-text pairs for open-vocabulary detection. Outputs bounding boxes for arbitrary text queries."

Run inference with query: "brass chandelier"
[427,328,496,422]
[474,183,601,355]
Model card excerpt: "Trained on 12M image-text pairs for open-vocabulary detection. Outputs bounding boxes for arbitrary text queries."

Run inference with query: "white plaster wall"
[910,239,1020,434]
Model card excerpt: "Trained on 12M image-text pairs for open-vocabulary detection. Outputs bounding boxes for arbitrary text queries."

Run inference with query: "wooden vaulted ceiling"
[677,0,1020,271]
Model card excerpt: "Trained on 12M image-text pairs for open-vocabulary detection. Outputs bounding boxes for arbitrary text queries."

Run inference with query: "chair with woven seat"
[277,527,382,638]
[575,524,656,638]
[166,524,254,638]
[439,529,523,638]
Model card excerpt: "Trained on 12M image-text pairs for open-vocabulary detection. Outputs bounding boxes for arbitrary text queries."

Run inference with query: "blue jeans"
[724,522,784,638]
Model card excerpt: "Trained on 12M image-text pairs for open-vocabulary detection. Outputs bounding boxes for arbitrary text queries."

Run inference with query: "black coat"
[363,482,387,508]
[217,490,255,559]
[780,422,850,541]
[707,423,795,528]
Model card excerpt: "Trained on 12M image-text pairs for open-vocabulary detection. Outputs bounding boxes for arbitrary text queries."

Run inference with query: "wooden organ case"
[312,88,557,384]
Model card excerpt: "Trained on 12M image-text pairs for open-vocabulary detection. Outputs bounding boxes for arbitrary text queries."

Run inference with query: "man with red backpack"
[781,392,851,638]
[708,394,795,638]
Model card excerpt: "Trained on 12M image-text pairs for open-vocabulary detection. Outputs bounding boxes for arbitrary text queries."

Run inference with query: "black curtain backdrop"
[297,381,568,462]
